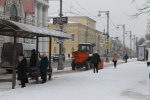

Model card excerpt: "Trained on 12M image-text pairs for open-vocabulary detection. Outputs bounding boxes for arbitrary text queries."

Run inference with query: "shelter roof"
[0,19,71,39]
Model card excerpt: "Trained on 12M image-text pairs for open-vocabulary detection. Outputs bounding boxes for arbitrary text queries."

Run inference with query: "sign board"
[106,45,109,48]
[137,46,145,61]
[57,37,63,40]
[53,17,68,24]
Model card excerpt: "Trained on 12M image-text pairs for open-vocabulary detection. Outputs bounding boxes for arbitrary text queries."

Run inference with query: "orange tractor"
[71,43,94,70]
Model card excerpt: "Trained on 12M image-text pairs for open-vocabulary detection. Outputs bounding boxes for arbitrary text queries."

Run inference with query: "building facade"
[48,12,101,57]
[0,0,49,55]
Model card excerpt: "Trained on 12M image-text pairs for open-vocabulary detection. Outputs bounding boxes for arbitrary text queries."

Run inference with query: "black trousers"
[114,61,117,68]
[21,78,26,88]
[147,62,150,67]
[93,63,98,73]
[125,59,127,63]
[41,72,47,82]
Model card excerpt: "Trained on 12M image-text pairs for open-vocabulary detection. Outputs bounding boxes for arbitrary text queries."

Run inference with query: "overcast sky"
[48,0,148,48]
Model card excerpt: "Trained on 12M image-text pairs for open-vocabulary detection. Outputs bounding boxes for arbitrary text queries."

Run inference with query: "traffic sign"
[106,45,109,48]
[57,37,63,40]
[53,17,68,24]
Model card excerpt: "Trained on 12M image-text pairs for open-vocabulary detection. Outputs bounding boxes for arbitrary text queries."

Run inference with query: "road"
[0,56,123,74]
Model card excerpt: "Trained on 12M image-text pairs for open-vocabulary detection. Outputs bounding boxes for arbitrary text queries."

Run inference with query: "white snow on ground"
[0,59,150,100]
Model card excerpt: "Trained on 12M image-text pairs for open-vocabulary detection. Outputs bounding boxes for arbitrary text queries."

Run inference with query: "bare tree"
[145,33,150,40]
[131,0,150,18]
[138,36,146,45]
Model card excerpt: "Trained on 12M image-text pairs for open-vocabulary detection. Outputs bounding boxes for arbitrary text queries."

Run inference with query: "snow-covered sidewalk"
[0,59,150,100]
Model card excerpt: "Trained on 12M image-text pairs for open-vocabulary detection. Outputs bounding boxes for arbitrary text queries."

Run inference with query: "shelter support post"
[49,37,52,76]
[36,36,39,66]
[12,32,17,89]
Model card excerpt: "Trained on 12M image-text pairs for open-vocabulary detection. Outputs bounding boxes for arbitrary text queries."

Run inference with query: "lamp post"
[98,11,109,62]
[117,24,125,57]
[126,31,132,59]
[57,0,64,70]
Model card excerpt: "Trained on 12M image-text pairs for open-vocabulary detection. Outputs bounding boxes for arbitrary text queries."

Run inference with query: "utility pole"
[117,24,125,56]
[98,11,109,62]
[57,0,64,70]
[133,35,135,58]
[136,37,138,57]
[126,31,132,59]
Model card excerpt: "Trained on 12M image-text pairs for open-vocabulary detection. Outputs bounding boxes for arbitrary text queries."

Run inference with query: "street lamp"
[57,0,64,70]
[125,31,132,59]
[117,24,125,57]
[98,11,109,62]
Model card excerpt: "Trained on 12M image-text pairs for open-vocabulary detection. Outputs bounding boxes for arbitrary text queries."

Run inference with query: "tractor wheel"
[71,61,76,70]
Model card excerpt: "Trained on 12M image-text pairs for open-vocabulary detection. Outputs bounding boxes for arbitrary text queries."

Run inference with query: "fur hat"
[43,53,47,57]
[95,51,98,53]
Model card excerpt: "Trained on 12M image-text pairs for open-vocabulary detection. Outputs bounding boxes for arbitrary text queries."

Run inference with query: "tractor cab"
[78,43,95,54]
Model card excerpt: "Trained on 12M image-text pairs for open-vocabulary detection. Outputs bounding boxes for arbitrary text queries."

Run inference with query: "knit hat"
[19,53,24,57]
[31,49,35,54]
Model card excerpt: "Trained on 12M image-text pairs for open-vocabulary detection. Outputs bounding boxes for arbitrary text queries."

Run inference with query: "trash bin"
[98,59,104,69]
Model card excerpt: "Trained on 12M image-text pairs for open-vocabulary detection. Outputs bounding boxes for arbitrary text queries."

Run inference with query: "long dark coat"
[124,54,128,60]
[40,57,48,73]
[17,58,27,80]
[92,53,101,64]
[30,51,36,67]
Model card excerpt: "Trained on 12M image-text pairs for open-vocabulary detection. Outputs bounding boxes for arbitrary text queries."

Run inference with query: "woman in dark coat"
[30,49,36,79]
[92,51,101,73]
[17,55,27,88]
[30,49,36,68]
[40,53,48,83]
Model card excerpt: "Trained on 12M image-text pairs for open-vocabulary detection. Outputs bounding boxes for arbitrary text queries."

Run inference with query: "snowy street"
[0,59,150,100]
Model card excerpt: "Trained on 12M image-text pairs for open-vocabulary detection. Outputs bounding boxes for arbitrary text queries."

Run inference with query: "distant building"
[48,12,101,56]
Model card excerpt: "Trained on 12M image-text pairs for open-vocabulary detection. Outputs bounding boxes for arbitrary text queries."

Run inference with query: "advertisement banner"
[137,46,145,61]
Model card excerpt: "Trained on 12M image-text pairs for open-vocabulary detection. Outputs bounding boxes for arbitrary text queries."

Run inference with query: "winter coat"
[92,53,101,64]
[30,53,36,67]
[40,57,48,73]
[124,54,128,60]
[113,54,118,61]
[17,58,27,80]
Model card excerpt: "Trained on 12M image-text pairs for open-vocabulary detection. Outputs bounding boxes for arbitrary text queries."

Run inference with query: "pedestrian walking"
[124,54,129,63]
[68,53,70,58]
[17,53,28,88]
[30,49,36,79]
[113,53,118,69]
[92,51,101,73]
[40,53,48,83]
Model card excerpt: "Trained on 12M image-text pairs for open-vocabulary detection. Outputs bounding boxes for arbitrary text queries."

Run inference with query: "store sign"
[53,17,68,24]
[137,46,145,61]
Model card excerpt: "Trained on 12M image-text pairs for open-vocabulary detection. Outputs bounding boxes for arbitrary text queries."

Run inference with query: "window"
[63,47,66,54]
[54,37,57,41]
[54,47,56,53]
[71,47,74,53]
[10,4,18,21]
[71,34,75,41]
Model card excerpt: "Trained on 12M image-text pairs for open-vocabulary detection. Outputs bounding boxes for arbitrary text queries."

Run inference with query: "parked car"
[51,54,54,59]
[53,54,65,61]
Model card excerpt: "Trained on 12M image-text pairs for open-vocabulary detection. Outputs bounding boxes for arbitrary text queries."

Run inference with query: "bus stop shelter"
[0,19,71,89]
